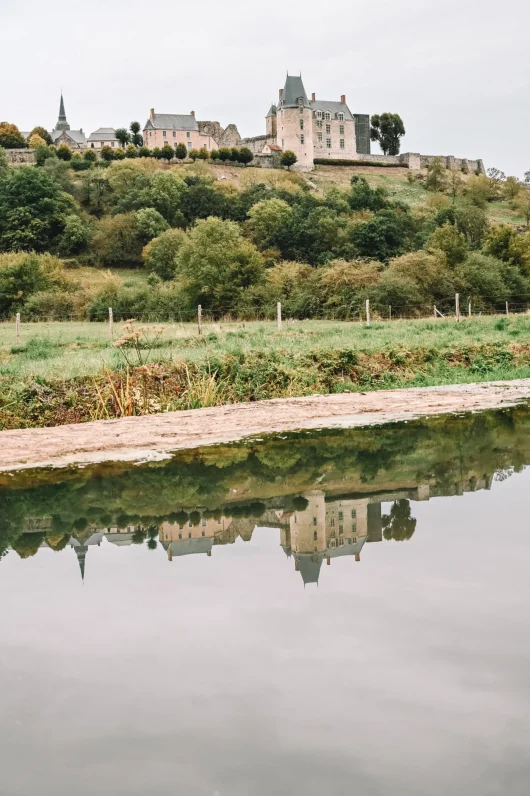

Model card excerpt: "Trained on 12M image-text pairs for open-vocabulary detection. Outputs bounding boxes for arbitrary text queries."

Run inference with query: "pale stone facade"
[143,110,241,153]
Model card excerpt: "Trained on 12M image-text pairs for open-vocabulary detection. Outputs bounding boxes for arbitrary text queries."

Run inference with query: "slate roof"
[310,99,354,121]
[88,127,117,142]
[281,75,310,108]
[296,553,324,585]
[164,537,214,557]
[51,129,87,146]
[144,113,199,132]
[266,104,277,117]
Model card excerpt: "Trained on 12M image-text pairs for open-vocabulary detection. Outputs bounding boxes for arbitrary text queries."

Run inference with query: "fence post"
[108,307,113,340]
[506,301,509,317]
[468,300,471,317]
[277,301,282,332]
[366,299,371,327]
[16,312,20,345]
[455,293,460,323]
[433,305,437,319]
[389,305,392,321]
[197,305,202,335]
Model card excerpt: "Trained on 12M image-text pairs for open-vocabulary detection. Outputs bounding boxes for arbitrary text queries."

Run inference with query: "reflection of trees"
[382,501,417,542]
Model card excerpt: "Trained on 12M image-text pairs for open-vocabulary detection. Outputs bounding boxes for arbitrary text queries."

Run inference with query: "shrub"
[188,149,200,161]
[175,143,187,160]
[218,148,232,162]
[197,147,210,160]
[237,147,254,165]
[114,147,126,160]
[0,252,66,317]
[280,150,297,169]
[58,214,91,255]
[314,158,403,167]
[34,144,58,167]
[100,146,115,161]
[125,144,138,159]
[84,149,97,162]
[90,213,143,267]
[160,144,175,162]
[134,208,170,242]
[138,146,151,158]
[349,176,389,211]
[71,157,90,171]
[210,149,220,161]
[142,228,186,280]
[28,134,46,149]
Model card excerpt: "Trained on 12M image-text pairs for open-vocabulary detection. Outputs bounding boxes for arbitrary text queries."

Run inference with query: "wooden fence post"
[197,305,202,335]
[16,312,20,346]
[108,307,113,340]
[433,305,437,319]
[366,299,371,327]
[389,305,392,321]
[468,300,472,317]
[455,293,460,323]
[277,301,282,332]
[506,301,509,316]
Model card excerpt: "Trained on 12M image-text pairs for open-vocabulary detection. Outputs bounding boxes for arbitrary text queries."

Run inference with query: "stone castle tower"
[276,75,314,171]
[266,104,277,139]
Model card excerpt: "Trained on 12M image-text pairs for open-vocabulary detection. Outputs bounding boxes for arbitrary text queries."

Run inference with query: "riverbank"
[1,379,530,472]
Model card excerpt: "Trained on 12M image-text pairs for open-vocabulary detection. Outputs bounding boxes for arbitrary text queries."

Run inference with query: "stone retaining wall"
[5,149,36,166]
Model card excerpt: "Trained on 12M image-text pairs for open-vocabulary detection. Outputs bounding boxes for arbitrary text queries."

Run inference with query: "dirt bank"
[1,379,530,473]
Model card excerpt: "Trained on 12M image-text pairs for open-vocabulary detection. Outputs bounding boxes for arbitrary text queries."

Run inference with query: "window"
[187,141,192,149]
[163,130,166,137]
[329,517,335,528]
[91,143,94,148]
[202,520,207,527]
[173,131,176,138]
[340,139,345,149]
[339,538,344,546]
[317,120,322,130]
[178,533,182,539]
[339,525,344,535]
[313,517,317,527]
[201,531,205,537]
[325,112,331,121]
[338,512,343,521]
[352,536,357,543]
[188,532,192,539]
[188,521,192,527]
[298,97,304,106]
[300,119,304,130]
[317,132,322,142]
[111,141,115,147]
[339,124,344,136]
[300,134,304,144]
[186,131,190,138]
[179,524,184,530]
[351,509,357,519]
[338,112,344,122]
[330,530,336,538]
[149,131,152,137]
[352,522,357,533]
[316,110,322,120]
[299,106,304,114]
[313,531,318,541]
[326,138,332,148]
[326,124,331,135]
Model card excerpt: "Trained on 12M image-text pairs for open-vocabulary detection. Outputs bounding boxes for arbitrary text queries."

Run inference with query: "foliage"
[280,150,298,169]
[91,213,143,267]
[57,214,91,255]
[0,252,66,317]
[483,225,530,272]
[160,144,175,162]
[0,147,8,179]
[425,158,448,192]
[427,224,468,268]
[175,143,187,160]
[453,203,488,249]
[349,176,389,211]
[465,174,493,207]
[100,146,115,162]
[349,208,416,262]
[115,128,131,148]
[370,113,405,155]
[29,126,53,146]
[56,144,73,161]
[129,121,143,148]
[134,208,170,242]
[218,148,232,162]
[0,167,72,252]
[80,168,112,216]
[382,500,416,541]
[28,134,46,149]
[238,147,254,165]
[142,228,186,280]
[83,149,97,163]
[125,144,137,159]
[0,122,27,149]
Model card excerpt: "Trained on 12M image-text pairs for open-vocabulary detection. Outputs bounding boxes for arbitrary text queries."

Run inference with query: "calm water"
[1,407,530,795]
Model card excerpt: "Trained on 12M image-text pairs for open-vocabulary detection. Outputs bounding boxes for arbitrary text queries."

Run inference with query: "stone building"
[242,74,370,171]
[143,109,242,152]
[87,127,118,149]
[51,93,87,150]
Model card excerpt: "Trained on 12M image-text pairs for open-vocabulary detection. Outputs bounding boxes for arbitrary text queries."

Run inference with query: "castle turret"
[55,93,70,132]
[276,74,314,171]
[266,103,277,140]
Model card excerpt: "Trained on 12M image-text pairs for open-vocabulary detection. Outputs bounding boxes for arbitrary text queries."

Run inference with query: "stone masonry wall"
[5,149,36,166]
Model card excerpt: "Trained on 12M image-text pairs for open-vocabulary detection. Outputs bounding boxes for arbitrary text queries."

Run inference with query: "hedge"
[314,158,407,168]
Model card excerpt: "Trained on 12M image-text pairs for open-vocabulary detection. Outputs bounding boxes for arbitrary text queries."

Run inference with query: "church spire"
[76,545,86,581]
[55,93,70,132]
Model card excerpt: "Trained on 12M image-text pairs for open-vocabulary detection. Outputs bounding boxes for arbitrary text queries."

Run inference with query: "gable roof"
[281,75,310,108]
[51,129,87,145]
[144,113,199,132]
[310,99,354,121]
[88,127,117,142]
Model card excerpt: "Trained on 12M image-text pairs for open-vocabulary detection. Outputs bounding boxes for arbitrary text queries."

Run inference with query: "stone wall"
[420,154,485,174]
[5,149,36,166]
[252,152,281,169]
[242,135,269,155]
[218,124,242,148]
[340,152,484,172]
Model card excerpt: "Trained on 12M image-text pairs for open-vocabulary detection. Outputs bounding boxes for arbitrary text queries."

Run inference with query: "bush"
[349,176,389,211]
[34,144,58,167]
[134,208,170,242]
[138,146,151,158]
[58,214,91,255]
[71,157,90,171]
[90,213,143,267]
[56,144,73,161]
[280,151,297,169]
[0,252,66,317]
[175,143,187,160]
[142,228,186,280]
[84,149,97,162]
[314,158,404,167]
[125,145,138,159]
[23,289,81,320]
[210,149,220,161]
[100,146,115,161]
[237,147,254,165]
[218,148,232,162]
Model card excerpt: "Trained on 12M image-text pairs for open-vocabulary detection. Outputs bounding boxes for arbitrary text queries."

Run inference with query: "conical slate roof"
[281,75,310,108]
[55,93,70,131]
[266,104,277,117]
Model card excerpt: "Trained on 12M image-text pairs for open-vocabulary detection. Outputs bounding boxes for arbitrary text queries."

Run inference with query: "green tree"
[0,122,27,149]
[465,174,493,207]
[114,147,126,161]
[382,500,416,541]
[175,143,187,160]
[502,176,522,201]
[134,208,170,242]
[0,252,66,317]
[370,113,405,155]
[513,189,530,228]
[454,203,488,249]
[349,208,416,262]
[34,144,58,167]
[210,149,220,161]
[143,171,186,225]
[427,224,468,268]
[425,157,448,192]
[197,147,210,160]
[29,126,53,146]
[176,217,265,313]
[129,121,143,148]
[125,144,137,159]
[188,148,200,161]
[142,228,186,280]
[57,214,91,255]
[280,150,297,170]
[0,147,8,180]
[115,128,131,148]
[81,169,112,216]
[160,144,175,162]
[247,198,293,250]
[91,213,143,267]
[230,148,240,162]
[138,146,151,158]
[349,175,389,211]
[0,167,72,252]
[237,147,254,165]
[100,145,115,162]
[56,144,72,161]
[483,225,530,272]
[218,147,231,162]
[83,149,97,163]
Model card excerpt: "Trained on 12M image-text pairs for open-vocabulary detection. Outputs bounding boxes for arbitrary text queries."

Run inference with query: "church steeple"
[55,93,70,131]
[76,545,86,581]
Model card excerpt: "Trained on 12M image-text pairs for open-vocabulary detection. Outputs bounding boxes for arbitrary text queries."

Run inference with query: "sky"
[2,0,529,176]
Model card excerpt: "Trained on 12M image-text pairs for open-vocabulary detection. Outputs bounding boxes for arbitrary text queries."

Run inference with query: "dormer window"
[316,110,323,120]
[338,112,345,122]
[325,112,331,121]
[298,97,304,106]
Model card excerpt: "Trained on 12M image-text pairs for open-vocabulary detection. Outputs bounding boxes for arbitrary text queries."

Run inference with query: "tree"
[0,252,66,316]
[114,147,125,161]
[29,126,53,146]
[125,144,137,159]
[134,208,170,242]
[142,228,186,280]
[0,147,8,180]
[28,134,46,149]
[454,203,488,249]
[465,174,493,207]
[370,113,405,155]
[425,157,448,192]
[160,144,175,162]
[91,213,143,266]
[129,121,143,148]
[34,144,58,167]
[210,149,220,161]
[427,224,468,268]
[115,128,131,148]
[175,143,187,160]
[247,198,293,251]
[486,167,506,198]
[349,208,416,262]
[447,170,463,204]
[218,147,232,162]
[81,169,112,216]
[197,147,210,160]
[100,145,115,162]
[57,214,91,255]
[483,224,530,271]
[237,147,254,165]
[230,147,240,162]
[382,500,416,541]
[513,189,530,228]
[83,149,97,163]
[175,217,265,313]
[138,146,151,158]
[56,144,72,161]
[502,176,522,201]
[280,150,297,170]
[0,122,27,149]
[0,167,72,252]
[188,149,200,161]
[349,175,389,211]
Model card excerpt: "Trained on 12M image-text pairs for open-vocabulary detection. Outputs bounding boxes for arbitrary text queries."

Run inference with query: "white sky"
[2,0,529,176]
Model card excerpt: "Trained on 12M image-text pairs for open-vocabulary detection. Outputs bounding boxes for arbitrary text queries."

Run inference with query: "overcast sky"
[2,0,529,176]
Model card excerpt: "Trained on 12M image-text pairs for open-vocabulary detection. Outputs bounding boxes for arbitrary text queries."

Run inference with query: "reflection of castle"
[27,474,494,586]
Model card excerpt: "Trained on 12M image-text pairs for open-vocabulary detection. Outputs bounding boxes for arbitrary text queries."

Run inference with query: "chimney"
[150,108,155,122]
[279,88,284,99]
[190,110,195,118]
[340,94,346,104]
[355,552,361,562]
[311,92,316,101]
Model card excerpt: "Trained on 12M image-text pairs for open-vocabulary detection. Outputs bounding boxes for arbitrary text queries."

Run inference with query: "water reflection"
[2,404,526,587]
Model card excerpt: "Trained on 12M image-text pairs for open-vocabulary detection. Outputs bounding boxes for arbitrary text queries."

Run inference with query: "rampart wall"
[5,149,36,166]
